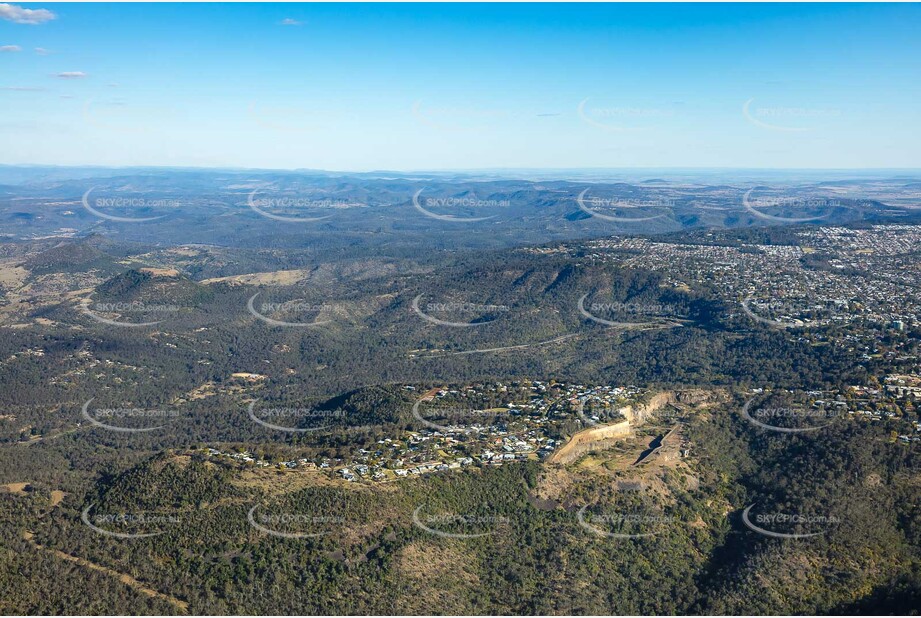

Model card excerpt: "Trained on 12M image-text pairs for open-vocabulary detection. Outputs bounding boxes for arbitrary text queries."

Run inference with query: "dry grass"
[200,269,312,286]
[0,264,28,288]
[231,468,344,494]
[1,482,31,495]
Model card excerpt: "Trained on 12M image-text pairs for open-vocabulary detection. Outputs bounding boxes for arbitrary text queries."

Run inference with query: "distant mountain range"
[1,167,919,254]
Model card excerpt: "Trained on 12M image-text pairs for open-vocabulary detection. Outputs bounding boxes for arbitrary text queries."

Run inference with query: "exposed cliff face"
[676,388,724,405]
[621,392,677,425]
[549,419,632,464]
[549,389,723,465]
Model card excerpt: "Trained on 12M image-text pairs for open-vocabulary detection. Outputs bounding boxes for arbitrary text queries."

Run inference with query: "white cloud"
[54,71,87,79]
[279,18,302,26]
[34,47,51,55]
[0,3,56,25]
[0,45,22,52]
[2,86,44,91]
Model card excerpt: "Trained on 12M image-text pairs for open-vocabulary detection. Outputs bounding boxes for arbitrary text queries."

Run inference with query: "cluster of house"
[884,374,921,398]
[340,455,478,481]
[203,447,333,470]
[201,380,647,483]
[335,381,645,481]
[768,380,921,441]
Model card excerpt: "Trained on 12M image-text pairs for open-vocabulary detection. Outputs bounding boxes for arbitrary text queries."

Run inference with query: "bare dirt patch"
[200,269,312,286]
[534,466,579,503]
[232,468,342,494]
[139,267,181,277]
[1,482,31,495]
[0,264,28,289]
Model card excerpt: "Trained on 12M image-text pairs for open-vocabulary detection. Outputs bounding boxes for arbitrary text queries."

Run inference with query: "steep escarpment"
[550,389,724,464]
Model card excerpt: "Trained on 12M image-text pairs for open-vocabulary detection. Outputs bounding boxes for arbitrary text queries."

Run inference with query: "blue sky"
[1,2,919,170]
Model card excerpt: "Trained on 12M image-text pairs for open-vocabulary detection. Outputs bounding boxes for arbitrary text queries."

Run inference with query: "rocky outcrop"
[676,388,724,405]
[621,392,677,425]
[549,419,631,464]
[550,389,721,466]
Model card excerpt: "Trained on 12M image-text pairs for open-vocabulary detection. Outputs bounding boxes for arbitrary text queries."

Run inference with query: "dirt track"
[23,531,189,612]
